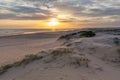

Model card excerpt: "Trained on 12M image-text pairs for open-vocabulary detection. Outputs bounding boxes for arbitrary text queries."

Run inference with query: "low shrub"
[113,37,120,45]
[80,31,96,37]
[58,31,96,40]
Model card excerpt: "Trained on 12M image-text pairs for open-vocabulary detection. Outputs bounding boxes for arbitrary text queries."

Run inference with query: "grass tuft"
[51,48,72,60]
[0,54,43,75]
[0,64,12,75]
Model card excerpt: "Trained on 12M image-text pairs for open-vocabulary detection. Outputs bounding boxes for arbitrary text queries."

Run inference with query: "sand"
[0,29,120,80]
[0,32,63,66]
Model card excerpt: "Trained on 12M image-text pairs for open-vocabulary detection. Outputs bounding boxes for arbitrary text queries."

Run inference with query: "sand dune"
[0,29,120,80]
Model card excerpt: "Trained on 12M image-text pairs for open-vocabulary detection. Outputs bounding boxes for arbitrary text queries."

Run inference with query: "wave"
[0,28,73,37]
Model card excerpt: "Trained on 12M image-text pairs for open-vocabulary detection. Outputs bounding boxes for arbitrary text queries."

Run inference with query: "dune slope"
[0,30,120,80]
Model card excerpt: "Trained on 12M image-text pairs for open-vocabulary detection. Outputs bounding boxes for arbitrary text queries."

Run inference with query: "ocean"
[0,29,72,37]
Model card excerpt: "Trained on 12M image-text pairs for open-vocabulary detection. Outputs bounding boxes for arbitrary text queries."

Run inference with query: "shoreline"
[0,31,64,66]
[0,29,120,80]
[0,31,61,39]
[0,28,74,38]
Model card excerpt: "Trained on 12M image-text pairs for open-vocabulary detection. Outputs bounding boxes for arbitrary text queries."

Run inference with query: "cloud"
[10,6,39,13]
[0,1,54,20]
[0,12,52,20]
[8,5,51,14]
[0,0,120,27]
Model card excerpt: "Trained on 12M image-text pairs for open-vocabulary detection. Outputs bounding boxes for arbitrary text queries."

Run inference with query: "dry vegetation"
[0,48,72,75]
[0,54,43,75]
[113,37,120,62]
[70,54,90,67]
[0,47,91,75]
[59,31,96,40]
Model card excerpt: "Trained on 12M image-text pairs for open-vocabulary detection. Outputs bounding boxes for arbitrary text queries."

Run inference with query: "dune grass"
[0,64,13,75]
[51,48,72,60]
[0,48,72,75]
[0,54,43,75]
[51,48,72,56]
[70,55,90,67]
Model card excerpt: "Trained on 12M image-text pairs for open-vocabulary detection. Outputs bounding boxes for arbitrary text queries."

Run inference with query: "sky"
[0,0,120,29]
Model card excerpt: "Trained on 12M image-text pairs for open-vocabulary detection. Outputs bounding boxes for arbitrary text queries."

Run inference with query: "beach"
[0,28,120,80]
[0,0,120,79]
[0,31,64,66]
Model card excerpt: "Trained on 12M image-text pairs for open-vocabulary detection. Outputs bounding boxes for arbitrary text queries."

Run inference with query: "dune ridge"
[0,29,120,80]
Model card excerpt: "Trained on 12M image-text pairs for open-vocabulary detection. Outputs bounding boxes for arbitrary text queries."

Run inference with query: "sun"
[48,18,59,26]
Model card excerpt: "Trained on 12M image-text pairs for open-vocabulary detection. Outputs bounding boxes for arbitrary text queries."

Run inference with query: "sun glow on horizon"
[48,18,59,26]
